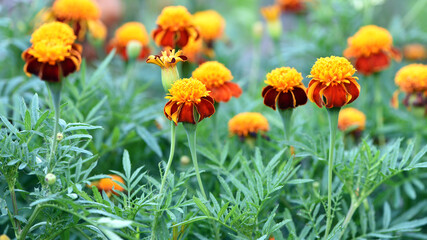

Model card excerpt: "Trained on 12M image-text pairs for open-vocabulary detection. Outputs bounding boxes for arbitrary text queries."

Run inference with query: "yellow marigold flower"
[228,112,269,138]
[344,25,400,75]
[183,37,204,63]
[164,78,215,124]
[108,22,150,61]
[338,107,366,132]
[307,56,360,108]
[394,64,427,104]
[261,5,281,22]
[193,10,225,41]
[152,6,199,48]
[192,61,242,102]
[22,22,82,82]
[262,67,307,110]
[403,43,427,61]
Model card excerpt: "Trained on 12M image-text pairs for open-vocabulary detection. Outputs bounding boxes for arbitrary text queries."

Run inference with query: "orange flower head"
[344,25,400,75]
[183,37,204,63]
[147,49,187,69]
[192,61,242,102]
[262,67,307,110]
[22,22,82,82]
[307,56,360,108]
[97,175,125,194]
[403,44,427,61]
[338,107,366,132]
[395,64,427,94]
[52,0,100,21]
[228,112,269,138]
[164,78,215,124]
[276,0,307,12]
[108,22,150,60]
[193,10,225,41]
[261,5,281,22]
[152,6,199,48]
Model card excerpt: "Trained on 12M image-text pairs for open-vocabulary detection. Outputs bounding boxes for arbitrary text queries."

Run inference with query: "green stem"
[374,75,385,145]
[324,107,340,238]
[340,197,360,238]
[158,121,177,196]
[47,81,63,172]
[8,181,21,236]
[278,108,293,141]
[18,204,42,240]
[183,123,207,199]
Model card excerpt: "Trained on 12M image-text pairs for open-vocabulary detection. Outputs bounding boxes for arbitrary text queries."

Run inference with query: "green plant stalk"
[374,74,385,145]
[7,180,21,236]
[47,81,63,172]
[279,108,293,141]
[183,123,207,199]
[324,107,340,238]
[340,196,360,238]
[18,204,41,240]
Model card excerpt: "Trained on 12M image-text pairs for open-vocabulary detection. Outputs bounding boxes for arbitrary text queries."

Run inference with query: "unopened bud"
[161,67,180,92]
[56,132,63,141]
[126,40,142,60]
[45,173,56,185]
[180,155,191,165]
[313,181,319,189]
[266,20,282,42]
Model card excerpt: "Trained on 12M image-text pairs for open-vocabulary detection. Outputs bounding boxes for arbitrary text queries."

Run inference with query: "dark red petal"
[24,58,41,76]
[178,103,196,124]
[210,85,231,102]
[204,96,215,105]
[277,91,295,109]
[160,29,176,48]
[176,28,189,48]
[307,81,324,108]
[39,63,61,82]
[196,97,215,122]
[355,52,390,75]
[60,57,78,77]
[343,79,360,104]
[262,85,274,97]
[152,27,163,39]
[323,84,348,108]
[224,82,242,98]
[292,87,308,107]
[263,88,279,110]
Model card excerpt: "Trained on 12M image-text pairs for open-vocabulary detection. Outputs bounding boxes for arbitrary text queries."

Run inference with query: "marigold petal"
[263,88,279,110]
[323,84,348,108]
[262,85,274,97]
[176,28,190,48]
[178,103,196,124]
[343,79,360,104]
[307,81,324,108]
[224,82,242,98]
[196,97,215,122]
[292,87,308,107]
[210,84,232,102]
[277,91,294,109]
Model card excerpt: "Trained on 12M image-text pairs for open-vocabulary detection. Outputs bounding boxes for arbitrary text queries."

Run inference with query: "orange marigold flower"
[392,64,427,109]
[276,0,307,12]
[152,6,199,48]
[403,43,427,61]
[193,10,225,41]
[192,61,242,102]
[261,5,281,22]
[338,107,366,132]
[108,22,150,61]
[344,25,401,75]
[146,49,187,69]
[262,67,307,110]
[97,174,125,195]
[183,37,204,63]
[307,56,360,108]
[228,112,269,138]
[164,78,215,124]
[22,22,82,82]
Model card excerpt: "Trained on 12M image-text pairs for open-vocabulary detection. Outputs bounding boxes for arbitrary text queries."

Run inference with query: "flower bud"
[180,155,191,165]
[252,21,263,42]
[161,67,180,92]
[266,20,282,42]
[45,173,56,185]
[56,132,64,141]
[126,40,143,60]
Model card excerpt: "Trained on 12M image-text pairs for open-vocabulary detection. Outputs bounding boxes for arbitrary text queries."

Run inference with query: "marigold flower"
[344,25,400,75]
[108,22,150,61]
[97,175,125,194]
[87,19,107,41]
[164,78,215,124]
[228,112,269,138]
[392,64,427,109]
[193,10,225,42]
[276,0,307,12]
[262,67,307,110]
[307,56,360,108]
[51,0,104,40]
[22,22,82,82]
[403,43,427,61]
[261,5,281,22]
[338,107,366,132]
[183,37,204,63]
[147,49,187,69]
[192,61,242,102]
[152,6,199,48]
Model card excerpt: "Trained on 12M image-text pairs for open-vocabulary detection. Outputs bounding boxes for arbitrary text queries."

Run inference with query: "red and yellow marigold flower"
[22,22,82,82]
[307,56,360,108]
[403,43,427,61]
[393,64,427,108]
[90,175,125,196]
[164,78,215,124]
[276,0,307,12]
[193,10,225,42]
[344,25,400,75]
[152,6,199,48]
[51,0,104,41]
[108,22,150,61]
[262,67,307,110]
[192,61,242,102]
[228,112,269,138]
[338,107,366,132]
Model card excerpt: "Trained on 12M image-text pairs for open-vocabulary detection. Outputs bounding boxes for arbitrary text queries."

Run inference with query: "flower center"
[157,6,193,30]
[166,78,210,104]
[265,67,303,92]
[192,61,233,88]
[29,39,72,65]
[115,22,149,47]
[308,56,356,85]
[52,0,100,20]
[31,22,76,45]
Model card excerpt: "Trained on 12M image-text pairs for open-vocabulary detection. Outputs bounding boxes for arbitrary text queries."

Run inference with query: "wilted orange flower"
[164,78,215,125]
[51,0,104,40]
[276,0,307,12]
[344,25,400,75]
[152,6,199,48]
[183,37,204,63]
[193,10,225,42]
[307,56,360,108]
[262,67,307,110]
[261,5,281,22]
[146,49,187,69]
[192,61,242,102]
[22,22,82,82]
[338,107,366,132]
[393,64,427,108]
[228,112,269,138]
[403,44,427,61]
[108,22,150,61]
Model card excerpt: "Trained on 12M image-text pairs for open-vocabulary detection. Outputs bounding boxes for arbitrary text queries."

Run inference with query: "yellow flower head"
[115,22,149,47]
[192,61,233,88]
[403,44,427,61]
[308,56,357,85]
[31,22,76,45]
[146,49,187,69]
[193,10,225,41]
[265,67,304,92]
[52,0,100,20]
[344,25,394,58]
[395,64,427,93]
[88,20,107,40]
[338,107,366,132]
[156,6,193,31]
[166,78,210,104]
[228,112,269,137]
[261,5,281,22]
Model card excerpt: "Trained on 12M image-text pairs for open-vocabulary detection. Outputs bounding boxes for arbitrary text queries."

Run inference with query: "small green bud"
[266,20,282,42]
[45,173,56,185]
[180,155,191,165]
[126,40,142,60]
[252,21,263,43]
[161,67,180,92]
[56,132,63,141]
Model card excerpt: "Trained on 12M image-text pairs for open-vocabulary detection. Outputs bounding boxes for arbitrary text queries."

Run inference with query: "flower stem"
[340,197,360,238]
[374,74,385,145]
[278,108,293,141]
[18,204,42,240]
[183,123,207,199]
[47,81,63,172]
[158,121,177,196]
[324,107,340,238]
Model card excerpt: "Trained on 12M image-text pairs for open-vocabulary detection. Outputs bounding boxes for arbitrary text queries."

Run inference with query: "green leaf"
[122,150,131,180]
[136,126,162,158]
[399,141,414,169]
[193,197,211,217]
